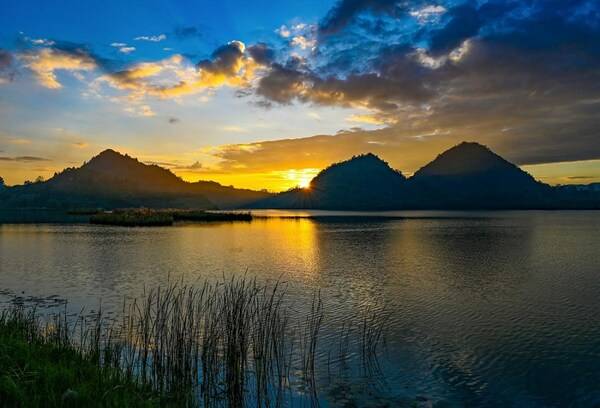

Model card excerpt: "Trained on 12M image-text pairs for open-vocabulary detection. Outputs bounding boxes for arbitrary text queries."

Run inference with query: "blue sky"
[1,0,599,190]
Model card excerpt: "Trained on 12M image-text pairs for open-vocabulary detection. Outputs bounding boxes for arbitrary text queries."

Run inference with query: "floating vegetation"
[172,210,252,222]
[90,209,174,226]
[89,209,253,227]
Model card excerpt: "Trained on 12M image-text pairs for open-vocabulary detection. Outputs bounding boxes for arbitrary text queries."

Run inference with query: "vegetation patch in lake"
[89,209,252,227]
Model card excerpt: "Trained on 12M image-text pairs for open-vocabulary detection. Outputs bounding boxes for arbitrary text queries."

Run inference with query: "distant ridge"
[0,149,271,210]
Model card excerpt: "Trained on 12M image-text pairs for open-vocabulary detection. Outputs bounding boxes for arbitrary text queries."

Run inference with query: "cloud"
[318,0,424,35]
[29,38,56,46]
[247,43,275,65]
[244,0,600,168]
[410,5,447,23]
[291,35,316,50]
[20,47,97,89]
[110,43,135,54]
[255,49,437,112]
[71,141,89,148]
[276,25,292,38]
[0,156,50,162]
[118,47,136,54]
[134,34,167,42]
[221,125,247,133]
[174,26,201,40]
[124,104,155,117]
[98,41,262,100]
[174,161,203,171]
[0,49,15,84]
[168,117,179,124]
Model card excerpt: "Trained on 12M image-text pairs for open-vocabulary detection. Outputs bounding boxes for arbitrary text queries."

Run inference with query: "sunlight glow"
[285,168,319,190]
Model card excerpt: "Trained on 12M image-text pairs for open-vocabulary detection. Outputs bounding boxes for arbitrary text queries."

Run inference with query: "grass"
[0,277,389,406]
[0,308,164,407]
[89,209,252,226]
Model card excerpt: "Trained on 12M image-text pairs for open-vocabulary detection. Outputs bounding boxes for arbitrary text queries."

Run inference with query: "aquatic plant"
[0,277,388,406]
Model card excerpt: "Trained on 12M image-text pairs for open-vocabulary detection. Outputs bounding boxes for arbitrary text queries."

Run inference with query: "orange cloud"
[20,47,97,89]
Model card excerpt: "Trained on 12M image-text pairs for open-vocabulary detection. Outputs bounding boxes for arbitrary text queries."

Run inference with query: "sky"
[0,0,599,191]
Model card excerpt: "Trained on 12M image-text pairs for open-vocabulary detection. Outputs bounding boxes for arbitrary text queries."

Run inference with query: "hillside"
[0,149,271,210]
[406,142,553,209]
[252,153,407,210]
[250,142,599,210]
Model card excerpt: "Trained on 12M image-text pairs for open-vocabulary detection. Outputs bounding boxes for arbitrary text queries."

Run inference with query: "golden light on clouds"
[21,47,97,89]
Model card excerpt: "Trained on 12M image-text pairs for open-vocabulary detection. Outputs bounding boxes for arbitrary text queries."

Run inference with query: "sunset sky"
[1,0,599,191]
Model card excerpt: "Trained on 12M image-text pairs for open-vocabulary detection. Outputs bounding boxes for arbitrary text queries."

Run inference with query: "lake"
[1,210,599,406]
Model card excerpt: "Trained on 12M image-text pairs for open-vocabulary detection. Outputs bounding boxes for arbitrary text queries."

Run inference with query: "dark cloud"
[197,41,245,76]
[247,43,275,65]
[427,1,516,56]
[256,47,444,111]
[318,0,422,35]
[249,0,600,166]
[168,117,180,124]
[0,156,50,162]
[174,26,202,40]
[0,49,15,82]
[174,161,203,171]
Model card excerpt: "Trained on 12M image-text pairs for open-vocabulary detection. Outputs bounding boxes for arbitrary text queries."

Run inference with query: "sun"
[285,168,319,190]
[298,177,312,189]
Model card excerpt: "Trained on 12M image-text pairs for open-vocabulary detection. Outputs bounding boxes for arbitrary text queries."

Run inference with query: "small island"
[89,208,253,227]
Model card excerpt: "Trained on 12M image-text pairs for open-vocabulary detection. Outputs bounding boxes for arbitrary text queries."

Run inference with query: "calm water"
[1,210,600,407]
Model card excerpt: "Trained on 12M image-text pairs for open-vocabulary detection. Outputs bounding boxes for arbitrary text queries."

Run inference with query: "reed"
[0,277,388,406]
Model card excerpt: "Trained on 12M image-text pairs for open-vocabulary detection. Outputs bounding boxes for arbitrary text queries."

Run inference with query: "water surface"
[1,210,599,406]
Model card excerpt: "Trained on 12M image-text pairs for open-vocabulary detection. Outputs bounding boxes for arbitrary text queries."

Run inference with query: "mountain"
[405,142,553,209]
[0,149,271,210]
[252,153,407,210]
[250,142,599,210]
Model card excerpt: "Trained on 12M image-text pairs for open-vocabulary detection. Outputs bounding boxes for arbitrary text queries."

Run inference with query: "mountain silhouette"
[1,144,597,211]
[405,142,552,209]
[253,153,407,210]
[0,149,271,210]
[252,142,599,210]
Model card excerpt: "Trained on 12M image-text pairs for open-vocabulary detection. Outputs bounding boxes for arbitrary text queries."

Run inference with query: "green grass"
[0,278,390,406]
[0,309,166,407]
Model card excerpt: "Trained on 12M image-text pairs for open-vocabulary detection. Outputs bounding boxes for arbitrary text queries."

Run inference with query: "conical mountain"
[1,149,271,210]
[252,153,406,210]
[407,142,551,208]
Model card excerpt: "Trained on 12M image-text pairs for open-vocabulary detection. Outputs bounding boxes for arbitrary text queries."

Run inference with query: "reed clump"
[0,277,388,406]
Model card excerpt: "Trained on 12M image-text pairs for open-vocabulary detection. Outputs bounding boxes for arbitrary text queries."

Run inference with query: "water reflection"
[1,211,600,406]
